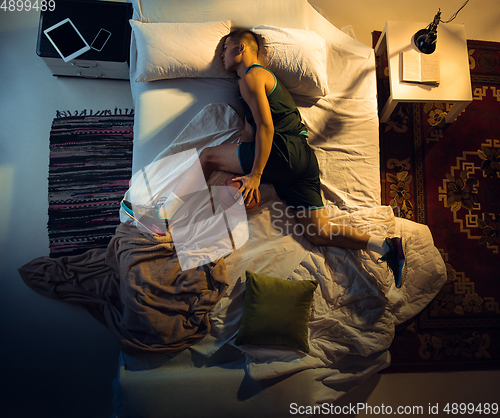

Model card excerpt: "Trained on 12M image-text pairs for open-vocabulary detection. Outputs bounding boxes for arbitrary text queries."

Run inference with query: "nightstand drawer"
[44,65,130,79]
[41,57,130,79]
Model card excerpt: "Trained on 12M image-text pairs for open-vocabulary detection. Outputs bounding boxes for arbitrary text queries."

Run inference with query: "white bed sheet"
[115,0,447,415]
[120,102,445,371]
[129,0,381,209]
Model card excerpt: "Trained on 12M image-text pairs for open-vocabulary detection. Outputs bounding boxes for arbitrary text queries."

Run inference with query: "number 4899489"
[1,0,56,11]
[444,403,499,415]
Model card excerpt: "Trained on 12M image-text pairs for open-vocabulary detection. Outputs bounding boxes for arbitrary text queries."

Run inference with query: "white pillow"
[130,20,233,82]
[252,26,330,97]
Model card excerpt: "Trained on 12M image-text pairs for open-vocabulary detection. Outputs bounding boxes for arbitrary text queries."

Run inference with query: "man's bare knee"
[302,223,329,246]
[304,230,323,246]
[199,147,213,163]
[199,147,217,179]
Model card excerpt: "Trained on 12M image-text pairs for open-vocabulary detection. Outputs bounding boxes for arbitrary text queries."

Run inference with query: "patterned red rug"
[374,33,500,372]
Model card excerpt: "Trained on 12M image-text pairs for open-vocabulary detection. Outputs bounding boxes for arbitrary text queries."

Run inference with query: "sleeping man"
[162,29,407,288]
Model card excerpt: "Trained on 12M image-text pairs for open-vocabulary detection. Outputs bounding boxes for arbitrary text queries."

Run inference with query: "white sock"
[367,236,390,256]
[158,193,185,220]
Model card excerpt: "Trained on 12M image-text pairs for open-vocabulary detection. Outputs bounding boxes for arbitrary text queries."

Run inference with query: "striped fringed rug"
[48,109,134,258]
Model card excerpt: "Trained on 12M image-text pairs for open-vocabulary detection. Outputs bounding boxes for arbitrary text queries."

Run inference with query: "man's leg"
[198,143,245,181]
[160,144,244,220]
[294,208,407,287]
[293,208,371,249]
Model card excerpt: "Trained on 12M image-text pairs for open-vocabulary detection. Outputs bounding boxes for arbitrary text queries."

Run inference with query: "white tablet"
[44,18,90,62]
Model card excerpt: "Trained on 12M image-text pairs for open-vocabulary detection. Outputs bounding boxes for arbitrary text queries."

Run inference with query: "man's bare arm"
[236,69,274,202]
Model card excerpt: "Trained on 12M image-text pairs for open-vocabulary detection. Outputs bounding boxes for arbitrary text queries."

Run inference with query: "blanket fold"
[19,223,229,356]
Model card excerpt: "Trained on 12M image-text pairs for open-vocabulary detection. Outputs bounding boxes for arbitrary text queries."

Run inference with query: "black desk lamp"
[413,10,441,54]
[412,0,470,55]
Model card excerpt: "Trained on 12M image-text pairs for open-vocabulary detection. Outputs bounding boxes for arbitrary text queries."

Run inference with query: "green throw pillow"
[235,271,318,353]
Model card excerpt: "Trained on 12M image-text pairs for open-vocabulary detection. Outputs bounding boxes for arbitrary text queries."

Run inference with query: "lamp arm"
[413,0,470,54]
[428,10,441,33]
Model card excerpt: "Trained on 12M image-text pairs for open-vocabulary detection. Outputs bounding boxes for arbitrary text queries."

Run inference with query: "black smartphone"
[91,29,112,52]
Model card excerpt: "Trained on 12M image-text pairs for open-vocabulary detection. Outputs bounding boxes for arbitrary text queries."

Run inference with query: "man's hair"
[226,29,260,56]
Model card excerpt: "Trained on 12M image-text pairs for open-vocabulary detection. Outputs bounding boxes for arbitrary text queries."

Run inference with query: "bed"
[110,0,448,415]
[19,0,447,417]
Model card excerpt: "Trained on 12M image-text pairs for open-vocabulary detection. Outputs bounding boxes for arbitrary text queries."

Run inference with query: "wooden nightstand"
[375,21,473,123]
[36,0,132,79]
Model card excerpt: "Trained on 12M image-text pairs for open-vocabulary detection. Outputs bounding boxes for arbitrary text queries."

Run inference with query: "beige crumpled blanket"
[18,222,229,356]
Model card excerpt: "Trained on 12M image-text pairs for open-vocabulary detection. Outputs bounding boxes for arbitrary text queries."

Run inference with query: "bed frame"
[111,0,448,415]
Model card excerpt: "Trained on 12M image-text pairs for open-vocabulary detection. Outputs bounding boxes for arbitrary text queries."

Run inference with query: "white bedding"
[129,0,381,211]
[120,102,445,375]
[115,0,447,415]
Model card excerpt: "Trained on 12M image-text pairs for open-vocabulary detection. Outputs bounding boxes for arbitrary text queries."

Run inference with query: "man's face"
[221,37,240,71]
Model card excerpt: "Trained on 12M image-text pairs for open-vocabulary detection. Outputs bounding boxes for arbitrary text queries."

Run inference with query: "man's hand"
[233,173,261,204]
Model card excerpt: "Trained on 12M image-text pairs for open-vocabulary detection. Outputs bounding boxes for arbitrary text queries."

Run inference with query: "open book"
[401,50,440,84]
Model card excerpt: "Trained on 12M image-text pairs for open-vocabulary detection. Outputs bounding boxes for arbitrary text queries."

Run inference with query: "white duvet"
[121,103,447,382]
[121,3,448,411]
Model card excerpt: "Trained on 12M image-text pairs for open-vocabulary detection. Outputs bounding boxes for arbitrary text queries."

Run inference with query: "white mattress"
[115,1,447,416]
[129,0,381,209]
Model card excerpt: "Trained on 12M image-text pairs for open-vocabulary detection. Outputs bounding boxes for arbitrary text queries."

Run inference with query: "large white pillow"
[252,26,330,97]
[130,20,233,82]
[130,0,312,29]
